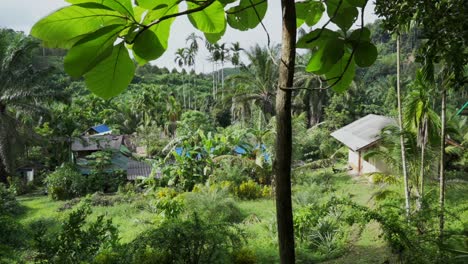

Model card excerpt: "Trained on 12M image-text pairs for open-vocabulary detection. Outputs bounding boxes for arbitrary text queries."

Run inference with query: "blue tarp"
[92,124,111,133]
[175,145,270,162]
[234,146,247,154]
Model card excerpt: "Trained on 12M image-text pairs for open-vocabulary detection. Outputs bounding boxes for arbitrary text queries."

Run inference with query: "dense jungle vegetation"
[0,0,467,263]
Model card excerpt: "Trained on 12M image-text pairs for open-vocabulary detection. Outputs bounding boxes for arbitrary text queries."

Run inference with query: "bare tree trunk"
[439,89,446,241]
[275,0,296,263]
[397,34,411,218]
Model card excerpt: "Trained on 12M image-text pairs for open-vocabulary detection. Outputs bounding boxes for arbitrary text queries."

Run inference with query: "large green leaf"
[325,52,355,92]
[219,0,236,6]
[64,25,124,77]
[31,4,126,46]
[306,38,344,74]
[205,19,227,44]
[296,1,325,27]
[136,0,173,10]
[188,1,226,34]
[133,3,178,64]
[66,0,134,17]
[345,0,366,7]
[84,43,135,99]
[226,0,268,31]
[354,41,377,67]
[326,0,358,31]
[348,27,371,42]
[297,28,339,49]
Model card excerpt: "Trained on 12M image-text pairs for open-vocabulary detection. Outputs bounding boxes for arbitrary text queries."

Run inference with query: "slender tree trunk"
[439,89,446,242]
[396,34,411,218]
[275,1,296,263]
[212,62,215,99]
[418,122,428,210]
[221,62,225,101]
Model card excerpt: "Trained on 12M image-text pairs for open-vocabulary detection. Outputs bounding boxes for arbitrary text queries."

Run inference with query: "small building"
[82,124,112,136]
[331,114,395,175]
[71,134,152,180]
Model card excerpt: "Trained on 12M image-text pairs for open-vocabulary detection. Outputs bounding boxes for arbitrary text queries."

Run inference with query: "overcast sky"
[0,0,379,72]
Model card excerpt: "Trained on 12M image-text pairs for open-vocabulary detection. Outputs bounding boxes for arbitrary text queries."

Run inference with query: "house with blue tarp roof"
[82,124,112,136]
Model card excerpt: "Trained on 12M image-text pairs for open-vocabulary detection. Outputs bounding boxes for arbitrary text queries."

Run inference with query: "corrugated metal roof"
[331,114,396,152]
[127,160,152,180]
[72,135,123,152]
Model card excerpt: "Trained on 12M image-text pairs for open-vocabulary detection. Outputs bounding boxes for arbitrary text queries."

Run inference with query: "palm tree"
[185,33,201,72]
[228,45,279,127]
[0,29,66,182]
[230,42,243,68]
[396,34,411,218]
[293,57,327,128]
[174,48,187,108]
[404,70,440,208]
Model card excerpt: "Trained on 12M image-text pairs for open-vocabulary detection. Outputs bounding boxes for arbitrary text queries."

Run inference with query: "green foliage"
[30,0,375,100]
[232,247,258,264]
[184,186,244,223]
[227,0,268,31]
[177,110,214,136]
[236,180,265,200]
[45,161,125,200]
[0,214,24,255]
[45,163,86,200]
[7,175,34,195]
[147,188,185,218]
[33,201,119,264]
[129,214,244,264]
[0,183,21,215]
[293,200,352,261]
[296,1,325,27]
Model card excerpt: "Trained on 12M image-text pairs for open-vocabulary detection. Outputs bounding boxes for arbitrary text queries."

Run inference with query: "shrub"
[0,183,21,215]
[129,214,243,264]
[210,160,250,186]
[86,169,126,194]
[45,163,85,200]
[148,195,184,219]
[7,176,33,195]
[184,186,244,223]
[232,247,257,264]
[293,202,351,261]
[177,110,214,136]
[33,201,119,263]
[236,180,264,200]
[0,215,24,251]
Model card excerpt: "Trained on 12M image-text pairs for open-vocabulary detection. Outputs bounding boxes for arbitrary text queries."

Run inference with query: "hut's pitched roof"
[331,114,396,152]
[127,160,152,180]
[72,135,123,152]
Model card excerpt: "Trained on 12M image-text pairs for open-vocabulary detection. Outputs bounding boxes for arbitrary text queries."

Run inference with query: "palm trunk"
[397,34,411,218]
[418,123,428,210]
[221,62,225,101]
[439,89,446,242]
[212,62,215,99]
[275,0,296,262]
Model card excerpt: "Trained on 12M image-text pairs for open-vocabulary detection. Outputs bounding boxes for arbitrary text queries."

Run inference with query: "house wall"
[348,149,360,171]
[348,149,389,175]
